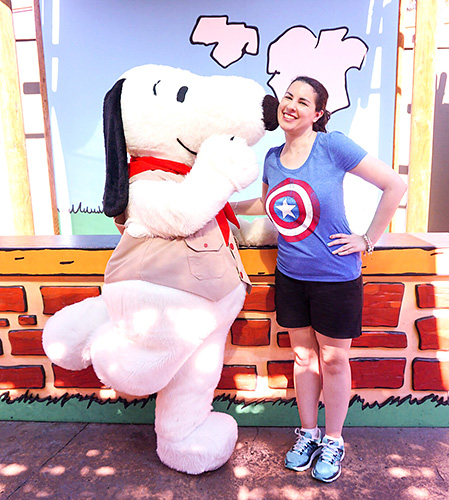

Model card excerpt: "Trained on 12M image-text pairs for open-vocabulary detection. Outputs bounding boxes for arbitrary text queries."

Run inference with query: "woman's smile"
[282,110,297,121]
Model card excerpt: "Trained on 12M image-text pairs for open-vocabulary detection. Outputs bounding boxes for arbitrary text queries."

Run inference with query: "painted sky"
[41,0,399,233]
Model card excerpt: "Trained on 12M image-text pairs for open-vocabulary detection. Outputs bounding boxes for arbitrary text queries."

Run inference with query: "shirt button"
[230,243,235,250]
[204,243,208,248]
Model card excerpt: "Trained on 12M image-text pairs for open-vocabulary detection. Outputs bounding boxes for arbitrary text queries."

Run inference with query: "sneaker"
[285,428,322,471]
[311,436,345,483]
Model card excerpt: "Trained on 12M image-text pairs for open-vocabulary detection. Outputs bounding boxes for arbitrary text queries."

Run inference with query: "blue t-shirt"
[262,131,368,282]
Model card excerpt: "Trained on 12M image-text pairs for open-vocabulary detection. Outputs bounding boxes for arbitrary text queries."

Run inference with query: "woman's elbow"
[388,172,407,197]
[397,176,407,197]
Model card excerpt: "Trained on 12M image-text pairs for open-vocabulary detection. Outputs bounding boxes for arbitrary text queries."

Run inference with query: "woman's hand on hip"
[328,233,367,255]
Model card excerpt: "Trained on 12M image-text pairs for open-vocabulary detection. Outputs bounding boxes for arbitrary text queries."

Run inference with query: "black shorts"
[275,267,363,339]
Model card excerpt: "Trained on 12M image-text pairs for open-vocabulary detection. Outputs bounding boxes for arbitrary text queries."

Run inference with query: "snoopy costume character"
[43,64,278,474]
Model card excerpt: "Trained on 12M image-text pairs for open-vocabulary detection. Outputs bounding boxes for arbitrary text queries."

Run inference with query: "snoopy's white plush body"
[43,64,278,475]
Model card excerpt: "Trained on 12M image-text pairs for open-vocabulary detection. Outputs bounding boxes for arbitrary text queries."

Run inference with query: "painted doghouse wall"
[0,233,448,426]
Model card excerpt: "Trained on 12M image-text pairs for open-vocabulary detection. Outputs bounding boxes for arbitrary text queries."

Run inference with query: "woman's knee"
[319,348,350,376]
[289,327,319,368]
[292,345,319,370]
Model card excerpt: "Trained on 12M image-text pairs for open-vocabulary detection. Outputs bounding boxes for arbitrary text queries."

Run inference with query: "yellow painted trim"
[362,248,449,276]
[0,249,112,276]
[1,245,448,277]
[239,247,449,277]
[239,248,277,276]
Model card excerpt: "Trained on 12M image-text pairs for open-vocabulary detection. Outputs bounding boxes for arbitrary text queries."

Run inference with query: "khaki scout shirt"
[104,170,251,301]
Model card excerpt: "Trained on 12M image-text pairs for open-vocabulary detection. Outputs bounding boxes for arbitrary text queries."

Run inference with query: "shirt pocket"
[185,229,226,280]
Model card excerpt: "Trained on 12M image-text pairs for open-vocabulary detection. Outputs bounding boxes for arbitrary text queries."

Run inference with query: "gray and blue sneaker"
[311,436,345,482]
[285,428,322,471]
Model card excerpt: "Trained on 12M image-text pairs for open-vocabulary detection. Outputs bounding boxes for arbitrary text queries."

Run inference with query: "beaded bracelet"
[363,234,374,255]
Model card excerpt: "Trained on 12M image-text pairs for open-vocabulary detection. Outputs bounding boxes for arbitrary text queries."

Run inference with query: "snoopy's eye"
[153,80,161,96]
[177,86,188,103]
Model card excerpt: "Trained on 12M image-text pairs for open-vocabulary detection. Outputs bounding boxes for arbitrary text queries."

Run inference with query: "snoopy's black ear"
[102,78,129,217]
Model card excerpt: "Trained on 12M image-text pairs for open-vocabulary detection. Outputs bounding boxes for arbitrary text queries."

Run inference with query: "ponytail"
[314,109,331,133]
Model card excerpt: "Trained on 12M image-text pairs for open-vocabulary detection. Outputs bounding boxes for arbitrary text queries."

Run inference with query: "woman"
[234,76,406,483]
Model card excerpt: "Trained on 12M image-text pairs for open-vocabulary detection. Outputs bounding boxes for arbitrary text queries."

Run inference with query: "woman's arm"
[328,155,407,255]
[232,183,269,216]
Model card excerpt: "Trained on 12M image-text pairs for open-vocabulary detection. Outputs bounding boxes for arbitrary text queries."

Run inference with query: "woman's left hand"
[328,233,367,255]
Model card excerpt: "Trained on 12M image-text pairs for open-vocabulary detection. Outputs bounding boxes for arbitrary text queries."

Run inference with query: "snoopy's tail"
[42,295,110,370]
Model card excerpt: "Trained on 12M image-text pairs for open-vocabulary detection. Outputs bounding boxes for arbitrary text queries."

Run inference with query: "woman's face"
[277,80,324,135]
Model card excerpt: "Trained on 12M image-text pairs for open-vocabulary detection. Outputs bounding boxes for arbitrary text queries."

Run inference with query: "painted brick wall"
[1,271,448,397]
[217,280,447,394]
[1,235,449,419]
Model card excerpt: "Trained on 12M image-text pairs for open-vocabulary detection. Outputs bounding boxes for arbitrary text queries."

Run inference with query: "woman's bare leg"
[315,331,352,439]
[288,326,321,429]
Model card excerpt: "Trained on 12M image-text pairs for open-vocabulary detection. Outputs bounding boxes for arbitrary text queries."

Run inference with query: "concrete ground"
[0,423,448,500]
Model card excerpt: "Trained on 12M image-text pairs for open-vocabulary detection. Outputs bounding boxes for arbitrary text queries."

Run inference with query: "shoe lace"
[320,442,342,465]
[292,429,316,453]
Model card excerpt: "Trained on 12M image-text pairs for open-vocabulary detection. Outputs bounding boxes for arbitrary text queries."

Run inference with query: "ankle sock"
[301,427,320,439]
[324,434,344,447]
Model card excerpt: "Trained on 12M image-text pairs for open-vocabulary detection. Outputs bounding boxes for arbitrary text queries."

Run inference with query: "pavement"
[0,422,448,500]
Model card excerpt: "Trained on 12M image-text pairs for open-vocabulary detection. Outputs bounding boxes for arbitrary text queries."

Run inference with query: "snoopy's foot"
[156,412,238,475]
[42,296,109,370]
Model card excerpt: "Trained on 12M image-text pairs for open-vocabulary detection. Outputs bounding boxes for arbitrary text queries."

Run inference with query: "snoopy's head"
[103,64,278,217]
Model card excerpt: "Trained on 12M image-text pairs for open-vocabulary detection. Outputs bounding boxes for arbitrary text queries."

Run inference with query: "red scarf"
[129,156,239,243]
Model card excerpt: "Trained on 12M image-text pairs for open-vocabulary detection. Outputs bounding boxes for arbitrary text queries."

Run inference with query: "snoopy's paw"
[156,412,238,474]
[125,221,150,238]
[233,217,278,247]
[196,135,259,192]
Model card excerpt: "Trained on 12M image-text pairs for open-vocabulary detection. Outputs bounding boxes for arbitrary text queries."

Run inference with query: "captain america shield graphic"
[266,178,320,242]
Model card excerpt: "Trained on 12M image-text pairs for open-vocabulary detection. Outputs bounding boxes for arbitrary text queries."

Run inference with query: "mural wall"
[1,236,448,425]
[40,0,400,234]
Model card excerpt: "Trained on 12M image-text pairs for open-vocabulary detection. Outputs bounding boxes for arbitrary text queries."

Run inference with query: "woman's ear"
[102,78,129,217]
[314,109,325,123]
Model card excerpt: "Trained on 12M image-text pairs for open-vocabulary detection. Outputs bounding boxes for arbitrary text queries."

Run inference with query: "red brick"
[52,365,104,388]
[267,361,294,389]
[242,285,275,312]
[350,358,406,389]
[362,282,404,327]
[0,318,10,327]
[9,330,45,356]
[217,365,257,391]
[416,284,449,309]
[18,315,37,326]
[0,365,45,389]
[412,358,449,391]
[277,331,291,348]
[0,286,27,313]
[351,331,408,349]
[415,316,449,351]
[231,318,270,346]
[416,284,436,308]
[40,286,101,315]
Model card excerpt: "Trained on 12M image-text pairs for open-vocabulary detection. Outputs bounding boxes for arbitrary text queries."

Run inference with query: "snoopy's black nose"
[262,95,279,131]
